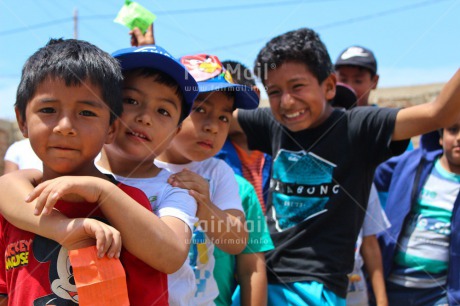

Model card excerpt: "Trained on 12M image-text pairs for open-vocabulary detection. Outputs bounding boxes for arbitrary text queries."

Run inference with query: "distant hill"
[370,83,445,108]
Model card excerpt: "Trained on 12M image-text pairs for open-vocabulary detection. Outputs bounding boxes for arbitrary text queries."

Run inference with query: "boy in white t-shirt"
[154,53,258,305]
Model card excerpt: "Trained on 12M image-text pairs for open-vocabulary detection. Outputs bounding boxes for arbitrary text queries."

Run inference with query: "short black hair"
[222,60,256,87]
[15,38,123,124]
[124,68,188,124]
[254,28,333,85]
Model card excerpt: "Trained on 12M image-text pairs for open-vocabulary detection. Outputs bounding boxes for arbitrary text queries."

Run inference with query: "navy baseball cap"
[179,54,259,110]
[335,46,377,74]
[112,45,199,114]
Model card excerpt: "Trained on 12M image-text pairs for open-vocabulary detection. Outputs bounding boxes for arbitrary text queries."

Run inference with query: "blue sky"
[0,0,459,120]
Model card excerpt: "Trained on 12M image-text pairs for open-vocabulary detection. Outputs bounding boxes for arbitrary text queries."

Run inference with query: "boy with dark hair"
[334,45,379,107]
[232,27,460,305]
[154,53,256,305]
[375,119,460,305]
[0,39,193,305]
[95,45,200,306]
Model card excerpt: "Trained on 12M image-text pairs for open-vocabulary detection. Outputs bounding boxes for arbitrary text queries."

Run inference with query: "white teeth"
[131,132,147,139]
[285,110,304,118]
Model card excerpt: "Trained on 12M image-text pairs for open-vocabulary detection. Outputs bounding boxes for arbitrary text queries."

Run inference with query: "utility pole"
[73,8,78,39]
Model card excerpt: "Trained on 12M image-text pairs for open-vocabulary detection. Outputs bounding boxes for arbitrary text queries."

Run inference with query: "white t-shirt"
[347,184,390,306]
[97,166,199,306]
[155,158,243,306]
[4,139,42,171]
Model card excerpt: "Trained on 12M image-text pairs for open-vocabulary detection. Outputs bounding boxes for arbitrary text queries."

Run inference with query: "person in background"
[3,138,42,173]
[374,118,460,305]
[334,45,379,107]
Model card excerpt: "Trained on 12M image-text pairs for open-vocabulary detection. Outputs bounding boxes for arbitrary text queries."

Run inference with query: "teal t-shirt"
[214,175,274,306]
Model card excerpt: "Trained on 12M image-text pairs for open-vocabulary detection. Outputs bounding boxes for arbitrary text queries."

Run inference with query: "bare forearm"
[198,206,247,254]
[237,253,267,306]
[394,69,460,140]
[98,184,190,273]
[0,171,71,243]
[361,236,388,306]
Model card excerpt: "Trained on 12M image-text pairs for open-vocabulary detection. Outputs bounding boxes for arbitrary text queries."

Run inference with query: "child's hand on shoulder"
[168,169,212,209]
[25,176,109,216]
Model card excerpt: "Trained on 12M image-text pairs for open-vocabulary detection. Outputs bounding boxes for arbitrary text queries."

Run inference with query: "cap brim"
[197,82,259,110]
[112,46,199,114]
[331,83,357,110]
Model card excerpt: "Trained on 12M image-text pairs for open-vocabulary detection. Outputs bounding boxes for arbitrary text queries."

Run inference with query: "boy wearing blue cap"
[0,39,194,305]
[154,53,257,305]
[231,27,460,305]
[96,45,200,306]
[0,43,201,305]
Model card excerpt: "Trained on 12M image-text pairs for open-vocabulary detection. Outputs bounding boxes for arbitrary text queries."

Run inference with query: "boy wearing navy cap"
[335,45,380,107]
[154,53,257,305]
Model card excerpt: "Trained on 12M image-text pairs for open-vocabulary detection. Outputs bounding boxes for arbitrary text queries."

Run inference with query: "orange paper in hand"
[69,246,130,306]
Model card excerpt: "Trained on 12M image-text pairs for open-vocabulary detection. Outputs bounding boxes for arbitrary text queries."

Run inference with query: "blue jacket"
[374,137,460,305]
[215,139,272,206]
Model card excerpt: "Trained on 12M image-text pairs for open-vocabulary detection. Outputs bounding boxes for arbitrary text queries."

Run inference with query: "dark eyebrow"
[123,86,179,110]
[77,100,105,108]
[223,106,233,113]
[36,98,104,108]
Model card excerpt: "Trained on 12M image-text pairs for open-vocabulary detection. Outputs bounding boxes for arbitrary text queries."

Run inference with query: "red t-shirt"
[0,182,168,305]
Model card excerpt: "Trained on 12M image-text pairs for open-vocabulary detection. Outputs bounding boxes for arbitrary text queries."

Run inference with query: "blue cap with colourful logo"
[179,54,259,110]
[112,45,199,114]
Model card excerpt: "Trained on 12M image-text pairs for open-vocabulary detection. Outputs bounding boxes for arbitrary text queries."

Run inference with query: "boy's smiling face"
[16,77,115,179]
[106,72,182,166]
[162,91,234,164]
[265,61,335,132]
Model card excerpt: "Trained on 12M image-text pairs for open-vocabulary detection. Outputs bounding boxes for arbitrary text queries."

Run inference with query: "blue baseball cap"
[179,54,259,110]
[112,45,199,114]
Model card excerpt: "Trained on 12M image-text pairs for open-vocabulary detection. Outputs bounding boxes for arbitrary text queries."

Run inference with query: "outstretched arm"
[393,69,460,141]
[30,176,191,273]
[169,169,248,254]
[0,170,121,257]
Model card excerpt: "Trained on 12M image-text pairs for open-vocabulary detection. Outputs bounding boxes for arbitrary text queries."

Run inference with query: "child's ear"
[324,74,337,101]
[105,119,119,144]
[15,107,28,138]
[371,74,380,90]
